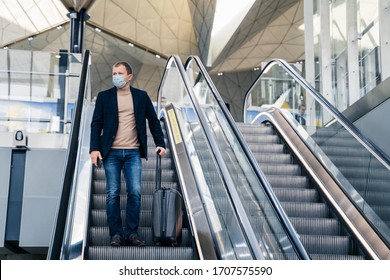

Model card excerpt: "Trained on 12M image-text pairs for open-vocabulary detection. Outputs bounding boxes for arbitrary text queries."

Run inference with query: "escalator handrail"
[47,50,91,260]
[243,59,390,171]
[160,105,219,260]
[183,55,310,260]
[160,55,265,259]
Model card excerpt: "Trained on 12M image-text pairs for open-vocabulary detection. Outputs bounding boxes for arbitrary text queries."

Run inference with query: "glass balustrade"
[244,60,390,246]
[0,49,82,135]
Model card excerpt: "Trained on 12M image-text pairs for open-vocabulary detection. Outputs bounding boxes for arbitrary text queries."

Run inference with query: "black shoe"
[110,234,122,246]
[125,235,145,247]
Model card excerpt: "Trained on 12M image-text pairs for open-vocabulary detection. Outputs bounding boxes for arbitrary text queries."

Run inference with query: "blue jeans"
[103,149,142,239]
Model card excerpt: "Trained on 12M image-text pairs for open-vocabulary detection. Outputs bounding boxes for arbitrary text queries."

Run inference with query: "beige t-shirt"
[112,91,139,149]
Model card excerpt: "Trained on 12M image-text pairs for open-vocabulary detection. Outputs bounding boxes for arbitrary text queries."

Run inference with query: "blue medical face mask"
[112,74,127,88]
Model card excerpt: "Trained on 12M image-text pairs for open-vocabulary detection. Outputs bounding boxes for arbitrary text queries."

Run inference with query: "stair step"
[87,246,195,260]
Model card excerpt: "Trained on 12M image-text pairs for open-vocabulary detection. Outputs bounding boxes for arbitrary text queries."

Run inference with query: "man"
[90,61,166,247]
[294,104,307,125]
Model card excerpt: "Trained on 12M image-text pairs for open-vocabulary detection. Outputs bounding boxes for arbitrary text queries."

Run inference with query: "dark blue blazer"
[89,86,165,159]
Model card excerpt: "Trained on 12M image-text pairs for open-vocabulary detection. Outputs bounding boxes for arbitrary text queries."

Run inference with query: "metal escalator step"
[327,155,370,168]
[273,188,319,202]
[243,134,279,144]
[142,169,177,182]
[348,177,390,193]
[93,181,179,195]
[364,191,390,206]
[309,254,365,260]
[338,166,390,181]
[87,246,195,260]
[247,143,284,153]
[142,157,174,169]
[89,226,191,247]
[289,217,340,235]
[259,164,301,176]
[371,205,390,221]
[316,137,363,148]
[299,235,353,255]
[280,202,330,218]
[92,194,154,210]
[93,168,177,182]
[91,209,152,227]
[236,124,274,135]
[319,146,365,157]
[266,175,309,188]
[254,153,292,164]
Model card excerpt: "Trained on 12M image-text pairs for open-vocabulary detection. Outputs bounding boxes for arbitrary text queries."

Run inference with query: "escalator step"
[93,168,177,182]
[93,181,179,195]
[265,175,308,188]
[281,202,330,218]
[87,246,195,260]
[243,134,279,144]
[289,217,340,235]
[91,209,152,227]
[247,143,284,153]
[92,194,154,210]
[310,254,365,260]
[259,164,301,176]
[89,226,191,247]
[254,153,292,164]
[299,235,353,255]
[273,188,319,202]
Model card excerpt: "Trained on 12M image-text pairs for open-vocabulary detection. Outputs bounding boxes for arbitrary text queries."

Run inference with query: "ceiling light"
[128,43,134,47]
[155,54,160,58]
[28,37,34,41]
[95,28,101,32]
[57,25,63,30]
[218,72,223,76]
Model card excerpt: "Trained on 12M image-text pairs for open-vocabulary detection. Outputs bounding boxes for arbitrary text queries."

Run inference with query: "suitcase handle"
[155,149,162,190]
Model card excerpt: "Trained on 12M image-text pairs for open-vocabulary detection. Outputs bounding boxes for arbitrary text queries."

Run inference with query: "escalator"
[50,53,304,260]
[86,122,196,260]
[241,59,390,259]
[51,51,389,260]
[237,122,365,259]
[185,56,390,260]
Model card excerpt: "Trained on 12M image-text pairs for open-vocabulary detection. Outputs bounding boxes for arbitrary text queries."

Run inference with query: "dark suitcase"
[152,152,183,246]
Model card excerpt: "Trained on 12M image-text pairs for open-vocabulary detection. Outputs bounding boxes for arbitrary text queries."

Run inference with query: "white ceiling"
[0,0,304,102]
[0,0,304,74]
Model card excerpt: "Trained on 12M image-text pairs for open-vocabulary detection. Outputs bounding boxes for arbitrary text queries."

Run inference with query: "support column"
[320,1,333,105]
[304,0,315,87]
[68,9,89,53]
[379,0,390,80]
[347,0,360,105]
[304,0,316,127]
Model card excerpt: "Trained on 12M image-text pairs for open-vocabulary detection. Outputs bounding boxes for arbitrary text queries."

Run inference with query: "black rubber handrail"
[184,55,310,260]
[47,50,90,260]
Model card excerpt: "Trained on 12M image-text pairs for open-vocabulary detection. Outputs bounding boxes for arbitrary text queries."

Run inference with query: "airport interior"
[1,0,390,260]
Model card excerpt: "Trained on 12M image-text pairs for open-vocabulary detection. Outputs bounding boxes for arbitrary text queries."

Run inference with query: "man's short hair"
[113,61,133,74]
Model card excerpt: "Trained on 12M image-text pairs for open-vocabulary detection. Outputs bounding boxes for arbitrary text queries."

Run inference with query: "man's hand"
[90,150,103,167]
[156,147,166,157]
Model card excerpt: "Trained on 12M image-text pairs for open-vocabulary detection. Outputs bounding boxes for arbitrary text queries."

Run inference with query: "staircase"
[237,122,367,260]
[85,122,196,260]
